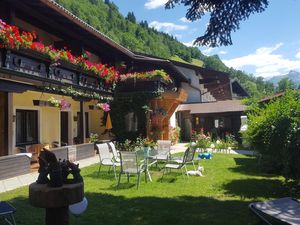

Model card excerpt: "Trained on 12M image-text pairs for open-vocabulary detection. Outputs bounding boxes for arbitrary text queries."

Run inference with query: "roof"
[8,0,188,83]
[231,79,249,97]
[258,92,285,103]
[177,100,247,114]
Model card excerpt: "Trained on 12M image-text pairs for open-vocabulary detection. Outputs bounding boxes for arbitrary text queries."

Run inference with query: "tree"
[277,77,296,92]
[166,0,269,47]
[126,12,136,23]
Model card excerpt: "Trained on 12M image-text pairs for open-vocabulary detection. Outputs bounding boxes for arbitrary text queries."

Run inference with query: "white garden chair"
[96,143,120,180]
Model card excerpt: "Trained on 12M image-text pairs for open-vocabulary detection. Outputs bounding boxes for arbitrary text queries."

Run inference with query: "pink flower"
[101,103,110,112]
[0,19,6,30]
[60,99,71,110]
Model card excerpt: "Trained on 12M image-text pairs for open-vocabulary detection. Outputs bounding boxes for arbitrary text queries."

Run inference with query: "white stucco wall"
[176,66,202,103]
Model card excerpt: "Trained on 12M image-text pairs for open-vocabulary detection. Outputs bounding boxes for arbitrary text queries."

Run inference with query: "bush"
[245,90,300,180]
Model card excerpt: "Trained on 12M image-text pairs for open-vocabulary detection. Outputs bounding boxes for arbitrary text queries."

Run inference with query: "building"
[0,0,188,159]
[171,61,249,141]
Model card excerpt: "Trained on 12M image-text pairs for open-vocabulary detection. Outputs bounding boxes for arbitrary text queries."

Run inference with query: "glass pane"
[26,111,37,142]
[16,111,23,144]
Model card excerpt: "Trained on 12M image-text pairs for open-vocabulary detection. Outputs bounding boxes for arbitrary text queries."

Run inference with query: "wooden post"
[79,101,84,144]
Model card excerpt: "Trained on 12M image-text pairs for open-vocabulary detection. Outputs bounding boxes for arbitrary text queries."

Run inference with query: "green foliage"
[126,12,136,23]
[277,77,297,92]
[55,0,274,98]
[245,90,300,180]
[110,92,159,142]
[89,133,99,143]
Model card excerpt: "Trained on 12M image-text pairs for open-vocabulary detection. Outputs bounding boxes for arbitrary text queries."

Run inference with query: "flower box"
[33,100,52,107]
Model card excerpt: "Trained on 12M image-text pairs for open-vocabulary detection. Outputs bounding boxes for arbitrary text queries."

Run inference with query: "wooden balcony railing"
[0,48,114,94]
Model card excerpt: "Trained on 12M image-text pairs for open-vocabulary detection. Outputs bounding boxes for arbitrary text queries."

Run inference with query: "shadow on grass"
[2,192,263,225]
[229,157,278,178]
[81,193,259,225]
[223,178,288,199]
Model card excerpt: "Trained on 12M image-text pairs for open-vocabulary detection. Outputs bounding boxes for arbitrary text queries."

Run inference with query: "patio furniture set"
[96,140,197,189]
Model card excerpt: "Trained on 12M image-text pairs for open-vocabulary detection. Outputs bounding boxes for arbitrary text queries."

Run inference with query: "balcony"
[0,48,113,95]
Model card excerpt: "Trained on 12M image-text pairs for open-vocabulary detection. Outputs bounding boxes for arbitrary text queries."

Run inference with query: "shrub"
[245,90,300,180]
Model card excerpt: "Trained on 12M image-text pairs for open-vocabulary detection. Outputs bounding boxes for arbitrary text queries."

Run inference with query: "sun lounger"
[249,197,300,225]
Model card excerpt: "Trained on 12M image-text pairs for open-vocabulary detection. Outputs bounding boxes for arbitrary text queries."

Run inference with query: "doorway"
[60,111,69,146]
[0,92,8,156]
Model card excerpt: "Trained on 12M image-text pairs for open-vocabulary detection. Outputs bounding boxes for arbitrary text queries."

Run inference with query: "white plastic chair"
[96,143,120,180]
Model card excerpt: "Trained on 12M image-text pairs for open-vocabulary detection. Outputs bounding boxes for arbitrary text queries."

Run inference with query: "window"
[16,109,38,146]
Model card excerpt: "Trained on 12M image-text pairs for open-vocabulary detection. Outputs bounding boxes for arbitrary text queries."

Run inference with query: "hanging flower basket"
[32,97,71,110]
[89,103,110,112]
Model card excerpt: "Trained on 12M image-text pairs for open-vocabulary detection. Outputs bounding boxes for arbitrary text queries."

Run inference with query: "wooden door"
[60,112,69,145]
[0,92,8,156]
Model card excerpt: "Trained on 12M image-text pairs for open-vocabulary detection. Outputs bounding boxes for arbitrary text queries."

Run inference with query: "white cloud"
[202,47,214,55]
[223,43,300,78]
[295,49,300,59]
[179,17,191,23]
[218,50,227,55]
[144,0,168,9]
[149,21,188,33]
[174,34,183,40]
[183,40,195,47]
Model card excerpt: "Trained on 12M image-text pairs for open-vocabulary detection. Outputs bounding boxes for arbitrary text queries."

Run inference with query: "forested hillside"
[55,0,275,97]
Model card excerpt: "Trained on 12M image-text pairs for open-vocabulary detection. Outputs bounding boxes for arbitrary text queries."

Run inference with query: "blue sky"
[112,0,300,78]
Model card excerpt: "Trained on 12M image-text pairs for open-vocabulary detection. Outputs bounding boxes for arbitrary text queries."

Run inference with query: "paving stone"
[3,177,22,191]
[0,181,6,193]
[18,173,37,186]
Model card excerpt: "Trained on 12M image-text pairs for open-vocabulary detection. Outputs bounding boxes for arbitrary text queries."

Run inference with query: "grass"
[169,55,204,67]
[0,153,294,225]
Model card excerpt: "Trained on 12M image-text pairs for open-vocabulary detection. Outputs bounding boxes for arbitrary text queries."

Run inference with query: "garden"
[0,153,294,225]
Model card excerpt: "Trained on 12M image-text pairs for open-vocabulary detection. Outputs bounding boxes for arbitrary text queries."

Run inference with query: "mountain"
[268,70,300,86]
[55,0,276,97]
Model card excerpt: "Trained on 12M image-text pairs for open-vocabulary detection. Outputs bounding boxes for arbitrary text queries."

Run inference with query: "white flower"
[210,143,215,148]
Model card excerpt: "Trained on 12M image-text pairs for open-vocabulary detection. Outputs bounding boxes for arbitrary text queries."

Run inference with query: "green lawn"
[0,154,293,225]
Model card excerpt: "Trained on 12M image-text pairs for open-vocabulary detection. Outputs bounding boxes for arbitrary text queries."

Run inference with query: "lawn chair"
[249,197,300,225]
[161,147,196,181]
[169,145,197,170]
[96,143,120,180]
[0,201,16,225]
[149,140,171,167]
[117,151,147,189]
[107,142,120,163]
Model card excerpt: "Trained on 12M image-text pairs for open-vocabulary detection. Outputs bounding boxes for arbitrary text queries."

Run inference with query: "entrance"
[0,92,8,156]
[60,112,69,146]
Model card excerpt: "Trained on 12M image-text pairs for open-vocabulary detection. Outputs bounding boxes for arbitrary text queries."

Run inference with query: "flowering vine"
[119,69,172,83]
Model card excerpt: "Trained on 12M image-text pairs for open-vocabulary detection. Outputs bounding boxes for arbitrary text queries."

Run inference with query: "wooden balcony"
[116,77,175,94]
[0,48,113,94]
